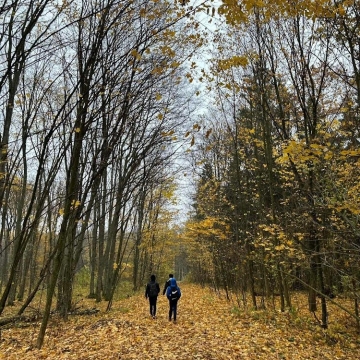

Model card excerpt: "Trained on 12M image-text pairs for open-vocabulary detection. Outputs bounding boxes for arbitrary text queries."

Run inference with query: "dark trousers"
[149,296,157,316]
[168,299,178,320]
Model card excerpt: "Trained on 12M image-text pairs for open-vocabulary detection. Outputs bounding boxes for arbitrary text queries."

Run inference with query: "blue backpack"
[169,278,179,301]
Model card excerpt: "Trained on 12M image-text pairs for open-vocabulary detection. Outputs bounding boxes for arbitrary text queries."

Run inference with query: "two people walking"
[145,273,181,322]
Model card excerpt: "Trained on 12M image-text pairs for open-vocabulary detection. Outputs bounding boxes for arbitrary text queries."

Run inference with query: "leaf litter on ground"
[1,284,360,359]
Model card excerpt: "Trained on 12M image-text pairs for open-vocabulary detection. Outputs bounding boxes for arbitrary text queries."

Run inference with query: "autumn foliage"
[1,0,360,353]
[183,0,360,334]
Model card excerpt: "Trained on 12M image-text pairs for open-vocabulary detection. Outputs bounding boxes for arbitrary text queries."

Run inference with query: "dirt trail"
[0,284,359,359]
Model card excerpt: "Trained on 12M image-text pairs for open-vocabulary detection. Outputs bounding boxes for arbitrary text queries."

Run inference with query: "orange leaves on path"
[1,284,360,359]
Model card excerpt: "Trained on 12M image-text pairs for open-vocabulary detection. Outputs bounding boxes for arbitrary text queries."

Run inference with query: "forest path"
[0,283,359,359]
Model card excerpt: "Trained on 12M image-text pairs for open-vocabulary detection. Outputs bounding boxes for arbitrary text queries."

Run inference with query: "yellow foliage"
[183,217,230,243]
[160,45,175,58]
[163,29,176,38]
[130,49,142,61]
[218,0,341,25]
[217,55,248,70]
[170,61,180,68]
[139,8,146,17]
[340,149,360,157]
[71,199,81,208]
[161,130,175,137]
[151,67,163,75]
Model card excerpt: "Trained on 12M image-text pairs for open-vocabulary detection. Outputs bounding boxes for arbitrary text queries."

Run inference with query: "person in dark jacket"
[166,278,181,323]
[145,274,160,319]
[162,273,173,295]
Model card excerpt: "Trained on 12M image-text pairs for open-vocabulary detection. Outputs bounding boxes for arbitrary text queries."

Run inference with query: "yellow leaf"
[151,67,163,75]
[161,130,174,137]
[130,49,142,61]
[218,55,248,70]
[71,199,81,208]
[160,45,175,57]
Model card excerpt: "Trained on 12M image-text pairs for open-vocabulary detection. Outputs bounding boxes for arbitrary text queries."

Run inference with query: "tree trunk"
[89,212,97,299]
[133,190,146,291]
